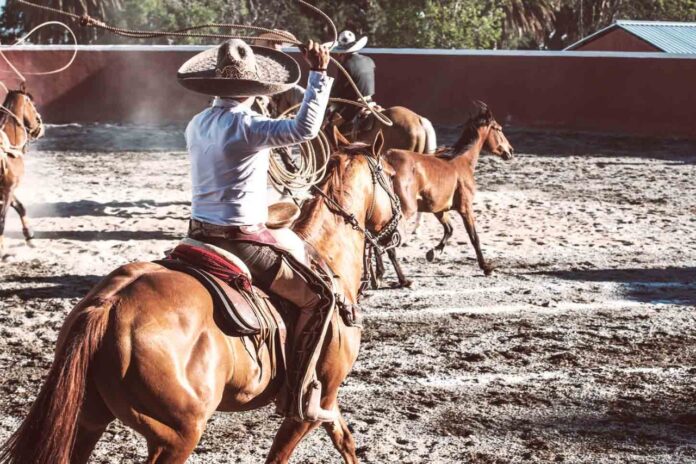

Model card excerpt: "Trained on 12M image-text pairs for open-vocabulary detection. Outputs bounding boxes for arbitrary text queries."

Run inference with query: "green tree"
[547,0,696,49]
[370,0,503,49]
[4,0,122,43]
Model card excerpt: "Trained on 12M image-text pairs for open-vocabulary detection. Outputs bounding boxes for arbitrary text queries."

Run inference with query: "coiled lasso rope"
[15,0,393,195]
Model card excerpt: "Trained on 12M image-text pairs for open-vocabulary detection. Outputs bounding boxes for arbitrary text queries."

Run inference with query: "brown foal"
[0,89,44,253]
[379,102,514,287]
[0,137,396,464]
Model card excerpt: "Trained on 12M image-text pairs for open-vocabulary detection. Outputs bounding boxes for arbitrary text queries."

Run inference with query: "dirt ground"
[1,125,695,463]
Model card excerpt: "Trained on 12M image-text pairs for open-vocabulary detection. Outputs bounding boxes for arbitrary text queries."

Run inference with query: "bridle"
[311,151,402,255]
[0,91,44,154]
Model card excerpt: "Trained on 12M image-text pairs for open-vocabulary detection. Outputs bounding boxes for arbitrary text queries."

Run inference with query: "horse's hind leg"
[425,211,454,262]
[266,418,321,464]
[72,382,115,464]
[458,204,494,276]
[0,187,13,253]
[323,411,359,464]
[72,423,110,464]
[11,196,34,244]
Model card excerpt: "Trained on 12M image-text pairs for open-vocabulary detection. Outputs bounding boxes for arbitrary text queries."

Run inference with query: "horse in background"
[336,105,437,155]
[0,87,44,254]
[376,102,514,287]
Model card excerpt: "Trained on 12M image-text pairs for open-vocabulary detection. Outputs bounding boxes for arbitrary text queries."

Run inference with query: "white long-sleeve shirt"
[186,71,333,226]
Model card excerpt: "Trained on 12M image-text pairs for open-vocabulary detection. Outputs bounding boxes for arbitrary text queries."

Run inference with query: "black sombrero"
[177,39,301,97]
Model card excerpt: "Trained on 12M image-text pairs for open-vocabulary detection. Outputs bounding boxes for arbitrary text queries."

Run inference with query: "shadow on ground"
[23,230,182,241]
[537,267,696,306]
[29,200,189,218]
[0,274,101,299]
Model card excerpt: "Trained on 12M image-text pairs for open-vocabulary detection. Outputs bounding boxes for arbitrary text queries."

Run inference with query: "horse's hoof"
[482,264,495,276]
[23,228,34,241]
[372,278,384,290]
[401,279,413,288]
[425,250,435,262]
[25,238,36,249]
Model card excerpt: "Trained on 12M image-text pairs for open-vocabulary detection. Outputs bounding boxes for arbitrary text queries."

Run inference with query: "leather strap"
[189,219,278,246]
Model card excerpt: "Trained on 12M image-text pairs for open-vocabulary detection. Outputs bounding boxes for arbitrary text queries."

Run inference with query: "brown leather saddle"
[155,242,287,339]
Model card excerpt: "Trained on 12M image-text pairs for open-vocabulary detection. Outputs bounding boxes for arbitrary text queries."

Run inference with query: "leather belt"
[188,219,277,245]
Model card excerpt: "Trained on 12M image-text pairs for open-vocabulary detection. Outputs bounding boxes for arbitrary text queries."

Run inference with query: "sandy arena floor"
[0,125,695,463]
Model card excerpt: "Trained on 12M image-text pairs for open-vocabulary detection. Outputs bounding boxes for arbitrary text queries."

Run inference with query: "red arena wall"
[1,46,695,138]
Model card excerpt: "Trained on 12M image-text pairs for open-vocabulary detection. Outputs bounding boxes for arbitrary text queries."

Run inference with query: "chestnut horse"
[0,88,44,253]
[340,105,437,154]
[377,103,514,287]
[0,137,396,464]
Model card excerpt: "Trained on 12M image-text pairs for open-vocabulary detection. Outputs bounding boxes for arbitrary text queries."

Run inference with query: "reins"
[313,152,401,256]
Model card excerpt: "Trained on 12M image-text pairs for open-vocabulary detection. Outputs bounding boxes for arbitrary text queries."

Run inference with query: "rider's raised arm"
[242,70,333,149]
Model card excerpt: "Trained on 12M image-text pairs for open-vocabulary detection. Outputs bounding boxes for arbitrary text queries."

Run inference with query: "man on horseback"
[179,38,336,422]
[327,30,377,131]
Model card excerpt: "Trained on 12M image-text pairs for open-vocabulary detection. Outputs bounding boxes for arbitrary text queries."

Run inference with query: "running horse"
[0,86,44,253]
[375,102,514,287]
[0,135,397,464]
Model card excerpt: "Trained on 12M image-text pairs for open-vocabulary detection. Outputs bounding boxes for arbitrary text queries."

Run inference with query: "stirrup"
[303,380,336,423]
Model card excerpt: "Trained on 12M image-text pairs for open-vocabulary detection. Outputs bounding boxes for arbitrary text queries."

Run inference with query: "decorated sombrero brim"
[177,45,301,97]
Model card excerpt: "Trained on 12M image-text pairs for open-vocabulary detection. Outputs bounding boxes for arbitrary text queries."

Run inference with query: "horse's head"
[2,88,45,140]
[296,129,401,297]
[330,128,398,234]
[473,101,514,161]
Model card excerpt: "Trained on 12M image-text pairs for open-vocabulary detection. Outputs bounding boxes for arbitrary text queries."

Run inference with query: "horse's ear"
[371,130,385,158]
[332,125,351,148]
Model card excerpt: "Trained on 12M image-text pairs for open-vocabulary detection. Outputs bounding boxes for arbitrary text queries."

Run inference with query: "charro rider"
[177,38,336,421]
[327,30,376,130]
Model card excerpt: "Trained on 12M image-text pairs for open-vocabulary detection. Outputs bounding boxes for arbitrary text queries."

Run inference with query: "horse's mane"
[0,91,26,129]
[294,149,368,239]
[293,155,343,236]
[444,102,494,158]
[338,142,370,155]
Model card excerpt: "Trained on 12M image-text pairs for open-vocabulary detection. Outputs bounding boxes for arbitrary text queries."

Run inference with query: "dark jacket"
[333,53,375,101]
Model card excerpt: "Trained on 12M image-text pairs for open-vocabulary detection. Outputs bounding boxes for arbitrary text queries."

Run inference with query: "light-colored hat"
[177,39,300,97]
[324,30,368,54]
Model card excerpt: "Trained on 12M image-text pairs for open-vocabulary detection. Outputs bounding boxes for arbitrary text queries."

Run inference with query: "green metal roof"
[566,20,696,54]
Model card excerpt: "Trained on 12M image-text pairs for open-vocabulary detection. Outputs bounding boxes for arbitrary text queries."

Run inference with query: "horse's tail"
[420,116,438,154]
[0,297,114,464]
